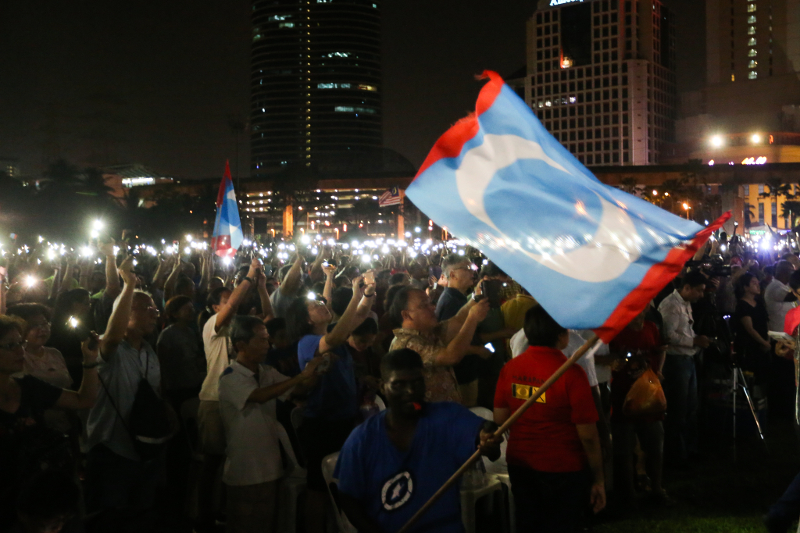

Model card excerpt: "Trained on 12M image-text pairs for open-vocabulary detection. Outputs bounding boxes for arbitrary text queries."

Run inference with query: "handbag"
[99,347,173,461]
[622,368,667,418]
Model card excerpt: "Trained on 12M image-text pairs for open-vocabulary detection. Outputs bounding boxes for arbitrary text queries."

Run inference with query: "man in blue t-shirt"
[334,348,502,533]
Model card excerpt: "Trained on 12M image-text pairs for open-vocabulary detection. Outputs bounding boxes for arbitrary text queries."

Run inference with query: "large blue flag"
[211,160,243,258]
[407,71,728,342]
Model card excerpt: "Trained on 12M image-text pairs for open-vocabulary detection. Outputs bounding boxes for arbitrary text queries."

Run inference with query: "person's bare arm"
[493,407,510,426]
[99,257,137,363]
[322,264,337,304]
[576,423,606,514]
[78,257,91,290]
[442,286,483,343]
[435,300,489,367]
[164,257,183,301]
[279,253,304,297]
[198,251,211,295]
[308,246,327,283]
[320,276,376,353]
[55,334,100,410]
[247,356,325,403]
[99,239,121,300]
[214,258,261,332]
[256,267,275,322]
[151,255,171,290]
[59,254,77,294]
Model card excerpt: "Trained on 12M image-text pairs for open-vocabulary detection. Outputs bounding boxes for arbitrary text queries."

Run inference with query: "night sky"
[0,0,703,180]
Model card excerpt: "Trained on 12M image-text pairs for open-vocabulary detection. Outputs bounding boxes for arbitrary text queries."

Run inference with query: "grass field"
[592,415,800,533]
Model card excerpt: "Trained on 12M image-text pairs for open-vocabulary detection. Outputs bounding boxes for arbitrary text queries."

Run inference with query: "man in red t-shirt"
[494,305,604,533]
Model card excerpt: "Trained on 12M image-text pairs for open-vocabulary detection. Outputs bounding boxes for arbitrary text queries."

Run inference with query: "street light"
[751,133,762,144]
[710,135,724,148]
[652,190,658,196]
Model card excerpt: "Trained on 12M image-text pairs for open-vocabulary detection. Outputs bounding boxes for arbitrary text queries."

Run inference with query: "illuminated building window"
[748,26,756,35]
[279,22,295,28]
[749,71,758,79]
[334,106,376,114]
[269,14,289,21]
[749,60,758,68]
[748,3,756,12]
[749,37,757,46]
[731,74,736,81]
[748,15,757,23]
[749,48,758,57]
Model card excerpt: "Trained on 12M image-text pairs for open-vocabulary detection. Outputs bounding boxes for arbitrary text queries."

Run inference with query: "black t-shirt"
[435,288,478,384]
[0,376,64,528]
[733,298,769,356]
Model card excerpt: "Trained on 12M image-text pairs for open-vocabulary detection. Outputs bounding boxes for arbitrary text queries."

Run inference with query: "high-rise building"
[524,0,677,166]
[675,0,800,151]
[250,0,382,178]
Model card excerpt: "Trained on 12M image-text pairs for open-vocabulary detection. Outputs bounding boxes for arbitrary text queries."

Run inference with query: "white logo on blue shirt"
[381,471,414,511]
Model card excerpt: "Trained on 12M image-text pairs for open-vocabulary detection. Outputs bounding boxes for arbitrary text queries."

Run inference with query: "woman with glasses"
[0,314,99,530]
[7,303,74,435]
[6,303,71,390]
[285,275,376,533]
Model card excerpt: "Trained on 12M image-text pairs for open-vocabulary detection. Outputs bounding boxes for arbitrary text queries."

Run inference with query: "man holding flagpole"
[349,70,728,533]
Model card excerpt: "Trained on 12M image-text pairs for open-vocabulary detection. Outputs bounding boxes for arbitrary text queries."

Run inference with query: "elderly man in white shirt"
[657,271,710,466]
[219,316,326,533]
[765,260,797,332]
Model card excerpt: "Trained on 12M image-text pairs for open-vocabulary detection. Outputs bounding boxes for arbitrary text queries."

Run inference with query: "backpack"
[99,347,173,461]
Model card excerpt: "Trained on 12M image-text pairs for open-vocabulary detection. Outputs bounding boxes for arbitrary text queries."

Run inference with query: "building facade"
[524,0,677,166]
[250,0,382,178]
[676,0,800,156]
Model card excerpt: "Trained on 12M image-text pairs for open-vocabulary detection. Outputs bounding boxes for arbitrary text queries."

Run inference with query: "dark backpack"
[100,347,173,461]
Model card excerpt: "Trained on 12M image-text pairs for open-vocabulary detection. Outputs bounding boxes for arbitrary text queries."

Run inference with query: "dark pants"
[766,469,800,532]
[298,417,355,492]
[86,444,164,512]
[663,354,698,463]
[507,466,590,533]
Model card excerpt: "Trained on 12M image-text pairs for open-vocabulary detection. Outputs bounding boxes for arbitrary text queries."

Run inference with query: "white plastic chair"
[321,452,358,533]
[469,407,514,533]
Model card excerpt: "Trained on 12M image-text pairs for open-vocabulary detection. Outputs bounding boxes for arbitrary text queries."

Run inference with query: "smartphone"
[484,343,495,353]
[67,316,91,343]
[322,261,329,268]
[364,270,375,285]
[481,279,503,308]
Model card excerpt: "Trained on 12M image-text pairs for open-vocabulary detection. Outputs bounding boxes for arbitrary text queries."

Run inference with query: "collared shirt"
[218,361,297,486]
[657,290,698,356]
[84,339,162,461]
[199,314,232,401]
[764,278,794,332]
[390,327,461,403]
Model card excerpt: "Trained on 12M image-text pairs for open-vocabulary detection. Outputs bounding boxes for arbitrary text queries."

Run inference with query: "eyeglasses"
[0,340,27,351]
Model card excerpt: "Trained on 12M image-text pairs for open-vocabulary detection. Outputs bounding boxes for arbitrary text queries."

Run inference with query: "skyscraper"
[676,0,800,147]
[524,0,677,166]
[250,0,382,178]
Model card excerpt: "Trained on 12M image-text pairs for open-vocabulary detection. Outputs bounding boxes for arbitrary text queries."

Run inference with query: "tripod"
[729,342,765,442]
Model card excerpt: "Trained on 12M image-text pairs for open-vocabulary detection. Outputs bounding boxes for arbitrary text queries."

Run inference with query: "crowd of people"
[0,228,799,533]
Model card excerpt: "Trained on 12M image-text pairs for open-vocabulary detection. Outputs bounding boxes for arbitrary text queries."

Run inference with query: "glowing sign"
[742,157,767,165]
[550,0,585,5]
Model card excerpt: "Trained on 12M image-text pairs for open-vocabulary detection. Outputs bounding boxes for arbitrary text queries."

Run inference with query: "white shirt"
[764,279,794,332]
[199,314,232,401]
[218,361,297,486]
[509,329,600,387]
[84,340,162,461]
[657,290,698,357]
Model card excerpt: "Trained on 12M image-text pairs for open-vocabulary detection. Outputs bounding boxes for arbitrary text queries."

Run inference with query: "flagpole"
[397,334,600,533]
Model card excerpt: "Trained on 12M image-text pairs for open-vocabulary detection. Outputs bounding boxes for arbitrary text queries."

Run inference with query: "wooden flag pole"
[397,334,601,533]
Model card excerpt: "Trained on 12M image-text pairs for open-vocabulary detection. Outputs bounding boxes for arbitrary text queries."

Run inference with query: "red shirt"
[494,346,598,473]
